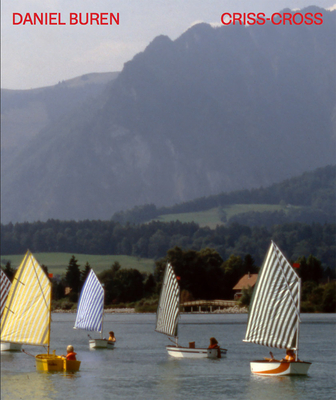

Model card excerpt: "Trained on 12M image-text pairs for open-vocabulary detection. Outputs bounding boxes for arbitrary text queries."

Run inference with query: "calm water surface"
[1,313,335,400]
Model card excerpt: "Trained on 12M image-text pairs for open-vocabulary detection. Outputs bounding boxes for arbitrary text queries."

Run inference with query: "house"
[232,272,258,300]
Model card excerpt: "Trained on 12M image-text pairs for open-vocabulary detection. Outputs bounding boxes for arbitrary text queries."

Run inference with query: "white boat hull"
[250,360,311,376]
[166,345,226,359]
[89,339,115,349]
[1,342,22,352]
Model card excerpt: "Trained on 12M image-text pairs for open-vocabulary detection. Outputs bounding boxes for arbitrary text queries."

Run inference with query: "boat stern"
[89,339,108,349]
[63,358,81,372]
[0,342,22,352]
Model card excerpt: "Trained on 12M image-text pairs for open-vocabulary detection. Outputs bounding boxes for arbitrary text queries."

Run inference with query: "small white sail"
[74,269,104,332]
[0,251,51,347]
[243,241,300,350]
[155,263,180,338]
[1,269,11,319]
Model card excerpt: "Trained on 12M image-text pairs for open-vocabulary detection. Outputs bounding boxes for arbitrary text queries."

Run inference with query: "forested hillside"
[112,165,336,225]
[1,219,335,273]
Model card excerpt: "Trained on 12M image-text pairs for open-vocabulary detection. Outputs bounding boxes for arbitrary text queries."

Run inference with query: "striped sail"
[155,263,180,338]
[244,241,301,350]
[0,251,51,346]
[1,269,12,319]
[74,269,104,332]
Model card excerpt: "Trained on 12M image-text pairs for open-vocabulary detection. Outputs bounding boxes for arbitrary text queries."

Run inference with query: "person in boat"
[266,349,296,362]
[208,337,221,358]
[108,331,116,342]
[62,345,77,361]
[282,349,295,362]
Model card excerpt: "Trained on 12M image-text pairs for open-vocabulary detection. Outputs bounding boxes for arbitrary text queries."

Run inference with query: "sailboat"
[1,269,22,352]
[0,251,81,372]
[243,241,311,376]
[155,263,227,358]
[74,269,114,349]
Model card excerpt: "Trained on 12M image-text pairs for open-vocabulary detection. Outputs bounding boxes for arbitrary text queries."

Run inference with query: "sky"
[1,0,335,90]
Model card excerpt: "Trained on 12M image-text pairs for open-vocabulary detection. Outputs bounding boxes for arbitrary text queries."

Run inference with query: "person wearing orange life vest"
[284,349,295,362]
[208,337,221,358]
[62,345,77,360]
[108,331,116,342]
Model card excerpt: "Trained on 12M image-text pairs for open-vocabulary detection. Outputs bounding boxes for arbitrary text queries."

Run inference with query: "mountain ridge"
[2,6,335,223]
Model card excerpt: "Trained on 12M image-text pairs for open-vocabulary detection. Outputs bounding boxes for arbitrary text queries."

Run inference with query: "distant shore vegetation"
[2,246,335,313]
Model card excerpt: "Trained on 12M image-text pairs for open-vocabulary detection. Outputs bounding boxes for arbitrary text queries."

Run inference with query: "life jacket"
[285,354,295,362]
[66,352,77,361]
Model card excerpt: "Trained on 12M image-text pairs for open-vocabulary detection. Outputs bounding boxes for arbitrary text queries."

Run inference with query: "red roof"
[233,274,258,290]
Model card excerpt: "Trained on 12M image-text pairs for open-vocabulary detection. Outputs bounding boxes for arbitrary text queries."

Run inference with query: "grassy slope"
[155,204,299,228]
[0,253,155,277]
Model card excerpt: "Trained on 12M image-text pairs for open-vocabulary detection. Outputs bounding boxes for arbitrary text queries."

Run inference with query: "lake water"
[1,313,335,400]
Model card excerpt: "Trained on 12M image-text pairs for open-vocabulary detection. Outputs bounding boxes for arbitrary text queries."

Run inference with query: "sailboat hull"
[89,339,115,349]
[250,360,311,376]
[0,342,22,352]
[166,345,226,359]
[35,354,81,372]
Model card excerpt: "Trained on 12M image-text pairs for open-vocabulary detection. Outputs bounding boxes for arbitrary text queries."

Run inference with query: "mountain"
[1,72,119,161]
[1,6,335,223]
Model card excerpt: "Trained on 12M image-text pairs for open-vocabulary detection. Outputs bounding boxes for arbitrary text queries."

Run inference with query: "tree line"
[1,220,335,274]
[2,246,335,313]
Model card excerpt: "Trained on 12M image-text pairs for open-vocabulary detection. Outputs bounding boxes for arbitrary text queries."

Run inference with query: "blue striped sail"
[74,270,104,332]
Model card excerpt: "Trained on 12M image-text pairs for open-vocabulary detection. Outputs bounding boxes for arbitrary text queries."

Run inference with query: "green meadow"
[155,203,293,228]
[0,253,156,277]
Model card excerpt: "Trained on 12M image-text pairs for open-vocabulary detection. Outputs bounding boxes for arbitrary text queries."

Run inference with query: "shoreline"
[52,306,248,314]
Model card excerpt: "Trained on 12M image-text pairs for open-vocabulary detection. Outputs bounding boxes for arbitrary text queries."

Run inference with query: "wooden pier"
[180,300,237,312]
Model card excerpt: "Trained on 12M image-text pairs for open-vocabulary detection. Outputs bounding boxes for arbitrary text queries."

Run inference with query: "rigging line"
[3,306,15,314]
[12,277,25,285]
[22,349,35,358]
[272,242,301,322]
[31,254,50,311]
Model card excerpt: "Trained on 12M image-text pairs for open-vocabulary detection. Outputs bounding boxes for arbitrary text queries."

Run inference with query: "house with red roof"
[232,272,258,300]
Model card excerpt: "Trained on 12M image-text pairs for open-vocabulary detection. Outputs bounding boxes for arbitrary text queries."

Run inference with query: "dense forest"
[1,220,335,273]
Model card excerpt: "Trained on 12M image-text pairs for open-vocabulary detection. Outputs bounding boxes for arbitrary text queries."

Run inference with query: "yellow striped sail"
[0,251,51,347]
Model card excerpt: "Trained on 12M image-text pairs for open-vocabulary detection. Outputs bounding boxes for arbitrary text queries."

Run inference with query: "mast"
[176,282,180,346]
[48,283,51,355]
[295,277,302,360]
[101,284,105,340]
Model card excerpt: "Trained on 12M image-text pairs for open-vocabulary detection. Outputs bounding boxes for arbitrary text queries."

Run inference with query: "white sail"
[243,241,301,350]
[0,251,51,347]
[74,269,104,332]
[155,263,180,338]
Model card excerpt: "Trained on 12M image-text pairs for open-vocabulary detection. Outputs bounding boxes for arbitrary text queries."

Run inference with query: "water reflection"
[246,373,312,399]
[1,314,335,400]
[1,372,58,400]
